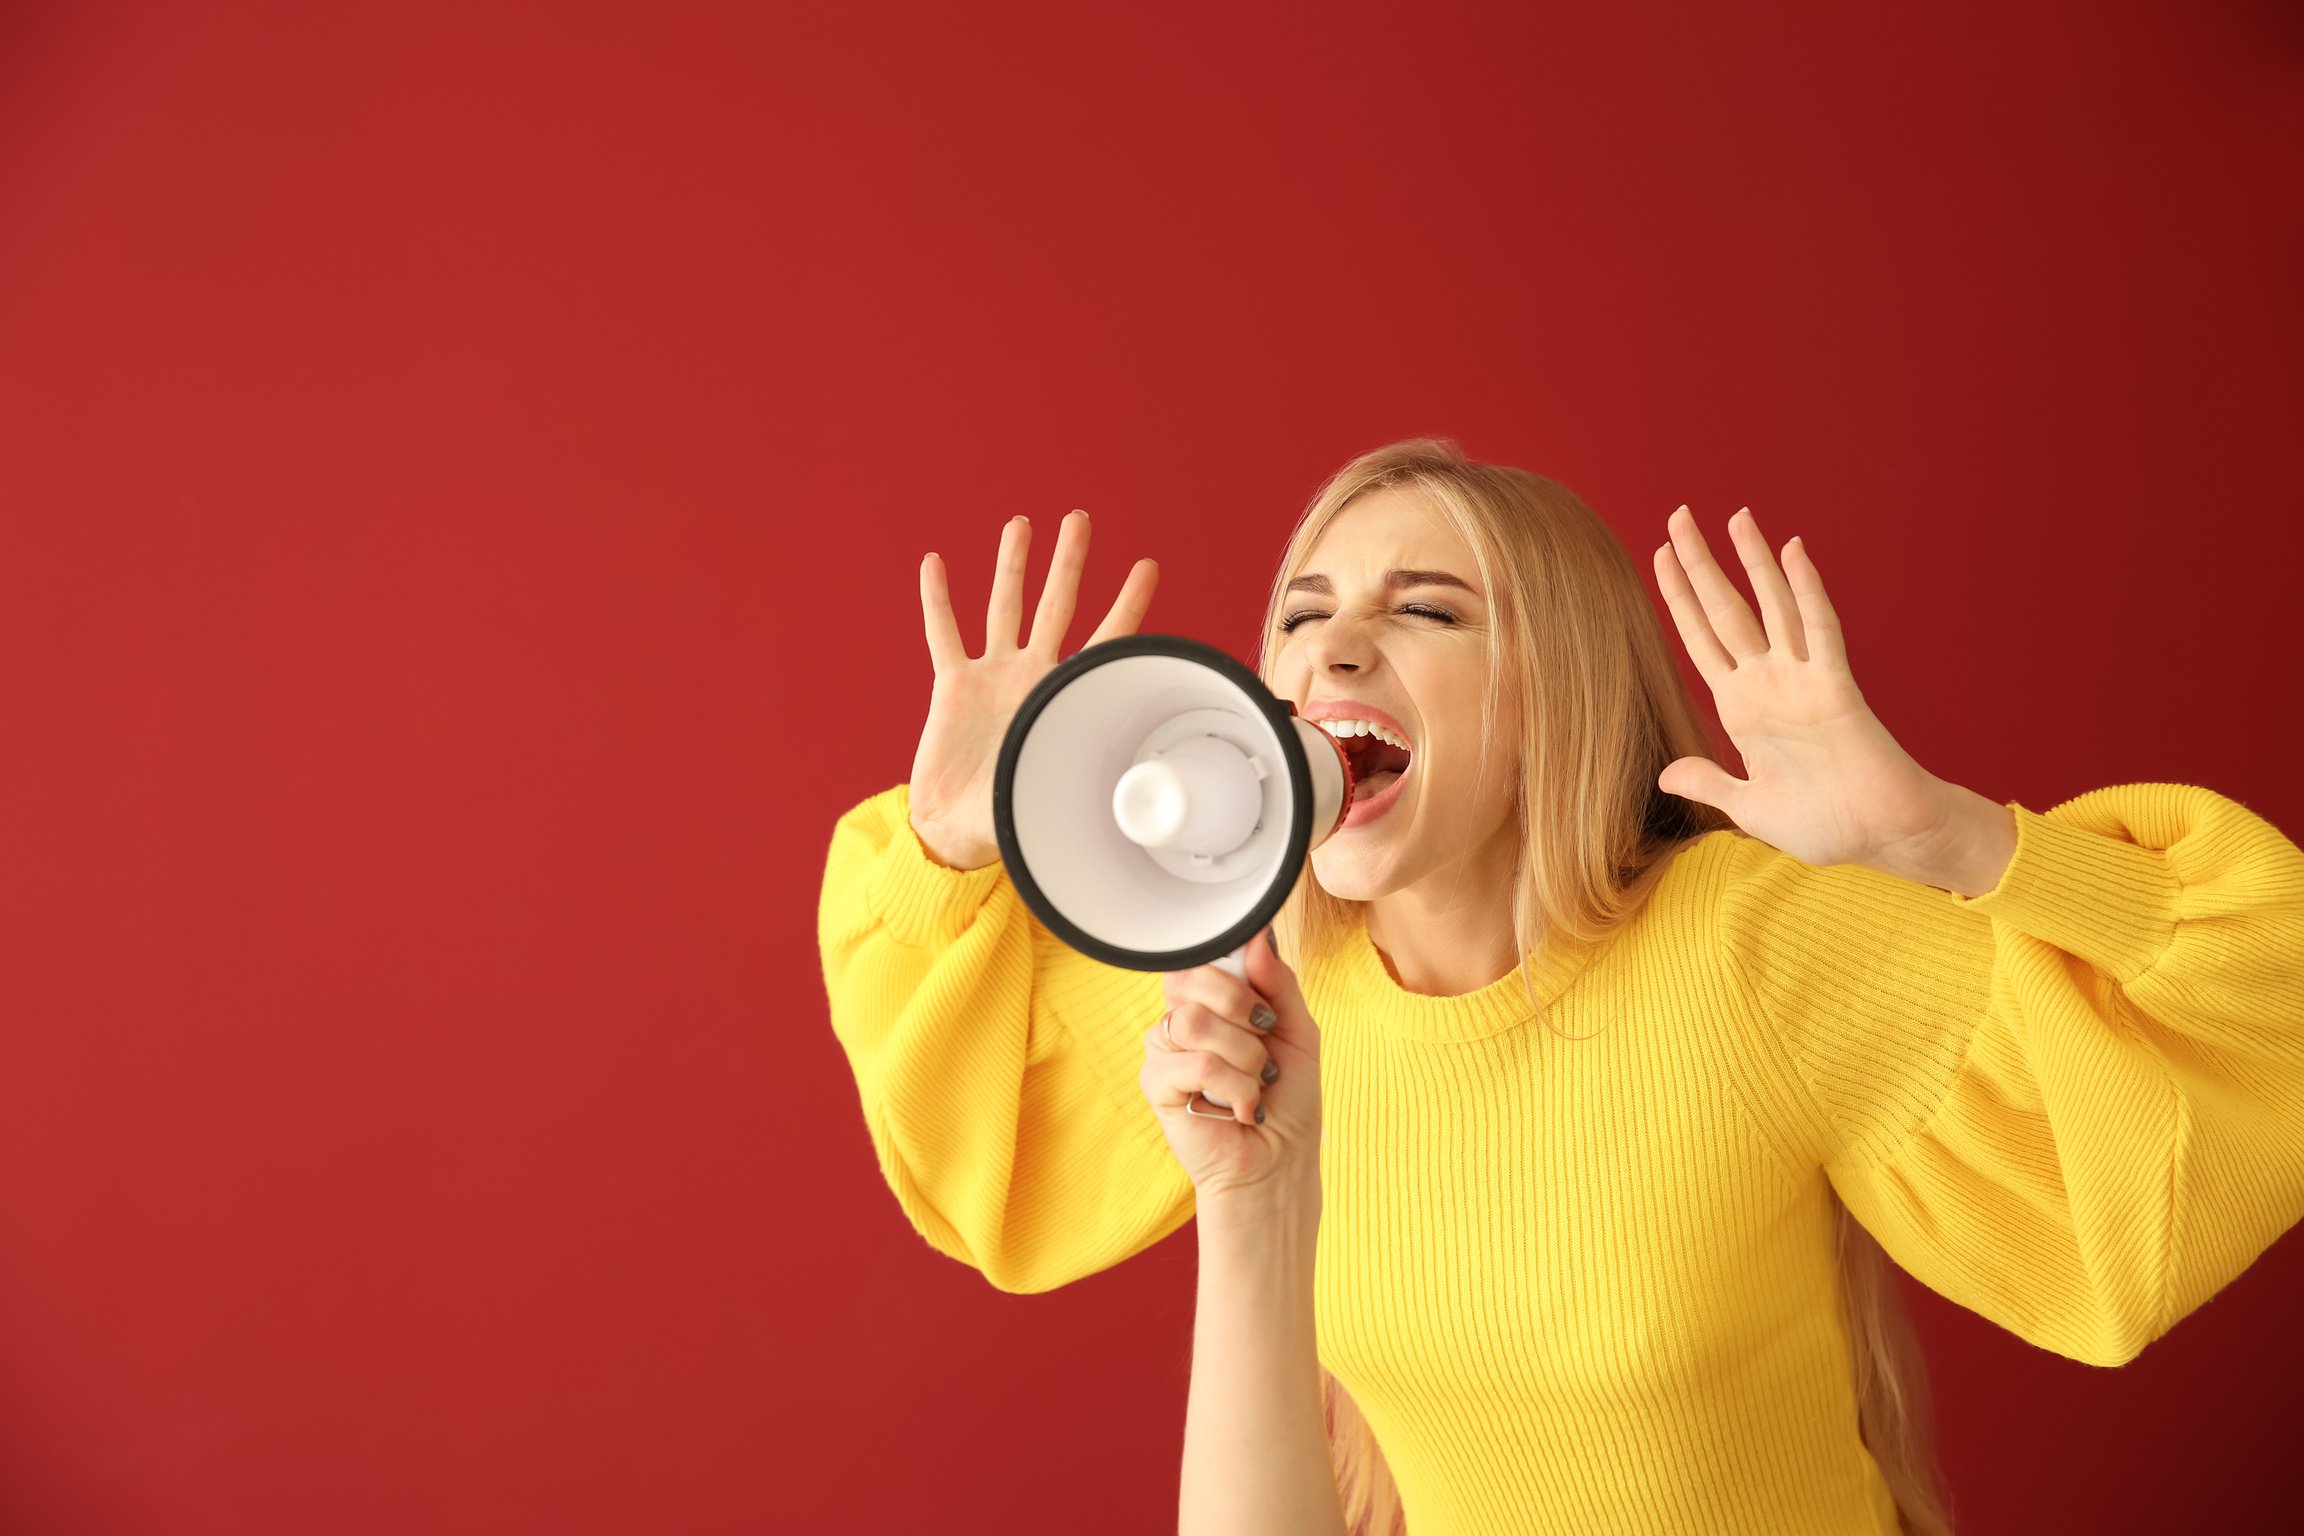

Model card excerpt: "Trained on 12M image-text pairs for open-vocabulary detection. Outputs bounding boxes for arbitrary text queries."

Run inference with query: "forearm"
[1179,1194,1347,1536]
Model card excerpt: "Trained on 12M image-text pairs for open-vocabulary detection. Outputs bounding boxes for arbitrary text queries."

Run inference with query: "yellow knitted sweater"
[817,779,2304,1535]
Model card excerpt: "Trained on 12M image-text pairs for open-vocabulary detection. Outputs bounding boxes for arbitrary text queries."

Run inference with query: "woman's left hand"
[1651,505,1960,873]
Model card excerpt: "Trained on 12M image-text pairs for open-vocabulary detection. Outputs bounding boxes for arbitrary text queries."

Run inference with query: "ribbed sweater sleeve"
[1714,782,2304,1366]
[816,782,1195,1294]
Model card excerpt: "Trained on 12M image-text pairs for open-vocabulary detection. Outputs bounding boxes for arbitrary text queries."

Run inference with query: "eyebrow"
[1283,568,1480,598]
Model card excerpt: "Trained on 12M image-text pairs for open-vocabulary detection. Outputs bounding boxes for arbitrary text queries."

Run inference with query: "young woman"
[819,438,2304,1534]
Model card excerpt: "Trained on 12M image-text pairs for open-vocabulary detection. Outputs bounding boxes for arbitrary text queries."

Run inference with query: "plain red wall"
[3,1,2299,1531]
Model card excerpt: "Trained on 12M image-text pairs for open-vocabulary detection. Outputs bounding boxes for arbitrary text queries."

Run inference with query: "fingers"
[1656,508,1845,678]
[986,515,1031,653]
[1781,536,1849,671]
[1660,505,1766,666]
[1024,510,1089,658]
[1165,963,1281,1045]
[1157,972,1276,1082]
[1156,997,1275,1092]
[930,511,1158,678]
[1084,556,1160,649]
[1141,1018,1267,1125]
[1653,527,1731,686]
[1724,508,1807,663]
[1242,928,1310,1044]
[920,553,966,674]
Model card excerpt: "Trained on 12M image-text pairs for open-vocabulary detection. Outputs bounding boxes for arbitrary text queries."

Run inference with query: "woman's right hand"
[909,511,1161,872]
[1141,930,1323,1212]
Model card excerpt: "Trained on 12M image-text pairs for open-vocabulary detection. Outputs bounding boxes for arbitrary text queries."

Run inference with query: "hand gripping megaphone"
[991,633,1361,1104]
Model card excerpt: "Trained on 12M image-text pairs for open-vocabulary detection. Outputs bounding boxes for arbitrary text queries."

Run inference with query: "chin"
[1309,848,1393,903]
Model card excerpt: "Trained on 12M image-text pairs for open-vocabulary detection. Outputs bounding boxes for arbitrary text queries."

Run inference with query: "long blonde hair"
[1252,438,1953,1536]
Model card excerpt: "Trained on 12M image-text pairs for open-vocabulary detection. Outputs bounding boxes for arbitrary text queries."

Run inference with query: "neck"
[1363,826,1525,996]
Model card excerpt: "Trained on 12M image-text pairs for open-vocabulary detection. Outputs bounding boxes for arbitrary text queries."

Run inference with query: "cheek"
[1423,735,1518,807]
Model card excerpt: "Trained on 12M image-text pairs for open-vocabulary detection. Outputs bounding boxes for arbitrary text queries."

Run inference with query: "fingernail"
[1255,1104,1266,1124]
[1261,1060,1279,1084]
[1251,1003,1278,1032]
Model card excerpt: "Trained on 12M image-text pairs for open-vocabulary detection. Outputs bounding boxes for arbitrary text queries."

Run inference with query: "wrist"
[1882,780,2018,898]
[1196,1179,1323,1240]
[909,812,995,873]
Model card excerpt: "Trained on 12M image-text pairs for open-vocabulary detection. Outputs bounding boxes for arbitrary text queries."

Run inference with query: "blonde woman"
[818,439,2304,1534]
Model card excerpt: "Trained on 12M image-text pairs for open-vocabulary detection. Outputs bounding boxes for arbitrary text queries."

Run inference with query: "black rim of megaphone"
[992,632,1312,973]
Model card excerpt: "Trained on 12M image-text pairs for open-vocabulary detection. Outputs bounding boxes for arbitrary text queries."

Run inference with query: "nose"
[1300,609,1381,675]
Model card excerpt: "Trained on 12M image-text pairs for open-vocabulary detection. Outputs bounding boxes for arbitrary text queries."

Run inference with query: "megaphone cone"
[991,633,1357,982]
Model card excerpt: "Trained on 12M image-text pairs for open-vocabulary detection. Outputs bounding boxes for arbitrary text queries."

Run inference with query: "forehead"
[1297,487,1483,592]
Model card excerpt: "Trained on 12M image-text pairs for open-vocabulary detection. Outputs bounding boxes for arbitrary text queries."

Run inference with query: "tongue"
[1358,768,1402,799]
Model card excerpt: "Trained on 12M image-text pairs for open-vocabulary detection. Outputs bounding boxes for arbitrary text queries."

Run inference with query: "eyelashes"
[1277,603,1459,634]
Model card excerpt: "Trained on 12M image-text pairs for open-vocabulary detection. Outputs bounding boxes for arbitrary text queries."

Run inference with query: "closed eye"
[1277,604,1458,633]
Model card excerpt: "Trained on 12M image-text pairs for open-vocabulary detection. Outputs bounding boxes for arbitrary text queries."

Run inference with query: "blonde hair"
[1251,437,1953,1536]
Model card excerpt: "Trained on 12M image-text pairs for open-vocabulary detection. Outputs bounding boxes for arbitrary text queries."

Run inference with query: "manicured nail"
[1251,1003,1278,1032]
[1261,1060,1279,1084]
[1254,1104,1266,1124]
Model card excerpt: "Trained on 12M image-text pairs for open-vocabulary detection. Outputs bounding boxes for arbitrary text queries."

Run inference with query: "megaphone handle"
[1195,944,1254,1110]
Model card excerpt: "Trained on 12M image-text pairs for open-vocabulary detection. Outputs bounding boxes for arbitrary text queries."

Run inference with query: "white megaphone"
[992,634,1362,1106]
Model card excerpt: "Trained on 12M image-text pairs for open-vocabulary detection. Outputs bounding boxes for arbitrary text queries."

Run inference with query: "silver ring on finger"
[1183,1091,1232,1121]
[1159,1009,1179,1051]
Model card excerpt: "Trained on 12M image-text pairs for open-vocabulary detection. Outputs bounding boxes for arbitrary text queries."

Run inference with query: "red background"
[3,1,2300,1531]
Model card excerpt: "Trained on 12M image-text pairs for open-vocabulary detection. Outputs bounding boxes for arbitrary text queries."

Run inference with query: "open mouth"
[1337,730,1412,802]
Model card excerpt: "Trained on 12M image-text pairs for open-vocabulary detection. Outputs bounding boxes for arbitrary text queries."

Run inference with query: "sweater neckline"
[1337,907,1595,1044]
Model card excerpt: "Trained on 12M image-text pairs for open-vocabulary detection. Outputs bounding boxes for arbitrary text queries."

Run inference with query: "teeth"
[1318,718,1412,754]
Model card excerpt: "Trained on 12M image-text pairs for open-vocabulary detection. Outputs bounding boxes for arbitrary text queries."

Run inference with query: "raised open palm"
[1651,505,1956,872]
[908,511,1161,871]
